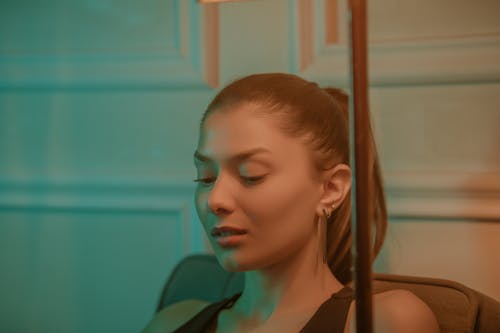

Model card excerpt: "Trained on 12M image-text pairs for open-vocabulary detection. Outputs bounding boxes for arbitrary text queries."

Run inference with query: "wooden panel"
[290,0,500,86]
[0,1,177,51]
[368,0,500,42]
[371,84,500,221]
[0,0,219,89]
[383,219,500,301]
[0,179,206,332]
[218,0,289,83]
[0,179,204,251]
[0,89,214,180]
[384,171,500,221]
[290,1,500,221]
[324,0,339,44]
[0,210,180,332]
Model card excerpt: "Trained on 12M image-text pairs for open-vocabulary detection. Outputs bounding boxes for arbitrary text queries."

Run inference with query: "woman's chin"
[216,252,250,272]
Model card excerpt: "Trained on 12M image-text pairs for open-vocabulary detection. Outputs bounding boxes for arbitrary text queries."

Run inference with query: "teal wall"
[0,1,213,331]
[2,0,500,331]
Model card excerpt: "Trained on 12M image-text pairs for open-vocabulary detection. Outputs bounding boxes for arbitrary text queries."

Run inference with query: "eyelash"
[193,176,264,186]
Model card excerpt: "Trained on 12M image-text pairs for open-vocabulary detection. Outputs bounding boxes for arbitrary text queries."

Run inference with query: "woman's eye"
[193,178,213,185]
[193,176,264,186]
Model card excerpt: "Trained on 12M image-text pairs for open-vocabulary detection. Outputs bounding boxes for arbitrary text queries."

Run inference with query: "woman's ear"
[316,163,351,216]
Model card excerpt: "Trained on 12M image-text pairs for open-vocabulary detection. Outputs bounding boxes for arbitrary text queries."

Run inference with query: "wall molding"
[1,173,498,230]
[289,0,500,221]
[0,177,207,254]
[385,171,500,221]
[291,0,500,86]
[0,0,219,90]
[201,4,220,88]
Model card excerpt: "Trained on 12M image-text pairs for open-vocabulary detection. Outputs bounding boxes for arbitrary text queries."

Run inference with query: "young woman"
[142,73,440,333]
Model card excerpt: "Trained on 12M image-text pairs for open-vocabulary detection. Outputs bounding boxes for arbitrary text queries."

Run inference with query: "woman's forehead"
[196,103,311,166]
[193,147,273,166]
[197,118,275,163]
[199,108,279,150]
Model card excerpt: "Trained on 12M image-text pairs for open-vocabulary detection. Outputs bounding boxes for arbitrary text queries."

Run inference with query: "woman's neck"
[230,243,344,324]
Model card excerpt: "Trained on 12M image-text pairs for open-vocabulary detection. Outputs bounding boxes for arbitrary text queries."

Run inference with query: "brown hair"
[200,73,387,284]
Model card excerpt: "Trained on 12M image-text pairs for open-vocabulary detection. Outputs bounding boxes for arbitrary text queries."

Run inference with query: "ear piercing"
[323,203,335,221]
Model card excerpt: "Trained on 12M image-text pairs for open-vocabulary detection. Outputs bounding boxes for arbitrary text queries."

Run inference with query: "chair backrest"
[361,273,500,333]
[157,254,500,333]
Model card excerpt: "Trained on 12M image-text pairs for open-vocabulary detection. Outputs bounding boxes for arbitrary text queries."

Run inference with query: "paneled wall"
[0,1,215,332]
[1,0,499,332]
[288,0,500,298]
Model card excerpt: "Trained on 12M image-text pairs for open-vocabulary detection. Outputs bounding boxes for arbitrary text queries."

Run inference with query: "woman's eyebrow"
[193,147,271,164]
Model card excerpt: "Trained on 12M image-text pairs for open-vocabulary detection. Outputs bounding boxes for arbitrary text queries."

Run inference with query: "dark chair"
[157,254,500,333]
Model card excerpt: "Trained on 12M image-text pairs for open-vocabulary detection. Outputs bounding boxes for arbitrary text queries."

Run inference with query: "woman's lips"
[214,232,247,248]
[211,225,248,248]
[211,225,247,236]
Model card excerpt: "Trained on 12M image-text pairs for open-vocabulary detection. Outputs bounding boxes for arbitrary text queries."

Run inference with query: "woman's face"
[194,102,324,272]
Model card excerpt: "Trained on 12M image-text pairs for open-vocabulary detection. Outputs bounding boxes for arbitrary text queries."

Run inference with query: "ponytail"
[322,87,388,284]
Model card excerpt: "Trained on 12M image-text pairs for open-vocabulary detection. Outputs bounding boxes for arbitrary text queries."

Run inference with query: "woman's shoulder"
[344,289,440,333]
[376,288,440,332]
[140,299,211,333]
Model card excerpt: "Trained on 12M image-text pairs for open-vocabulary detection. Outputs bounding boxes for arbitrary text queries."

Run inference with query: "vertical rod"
[347,0,374,332]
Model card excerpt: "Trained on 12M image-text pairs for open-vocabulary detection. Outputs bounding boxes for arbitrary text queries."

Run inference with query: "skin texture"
[140,101,441,333]
[141,290,441,333]
[193,102,353,331]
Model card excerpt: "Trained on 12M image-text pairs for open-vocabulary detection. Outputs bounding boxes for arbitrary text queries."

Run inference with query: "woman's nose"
[207,178,234,215]
[213,206,229,215]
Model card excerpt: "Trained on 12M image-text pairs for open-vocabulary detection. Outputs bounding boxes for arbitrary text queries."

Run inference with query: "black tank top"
[173,286,355,333]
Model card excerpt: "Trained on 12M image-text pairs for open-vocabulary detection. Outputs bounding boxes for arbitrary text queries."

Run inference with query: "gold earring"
[321,208,329,263]
[319,204,336,264]
[324,203,335,221]
[322,204,336,263]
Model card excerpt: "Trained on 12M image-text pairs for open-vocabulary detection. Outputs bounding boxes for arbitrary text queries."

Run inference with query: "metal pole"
[348,0,374,332]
